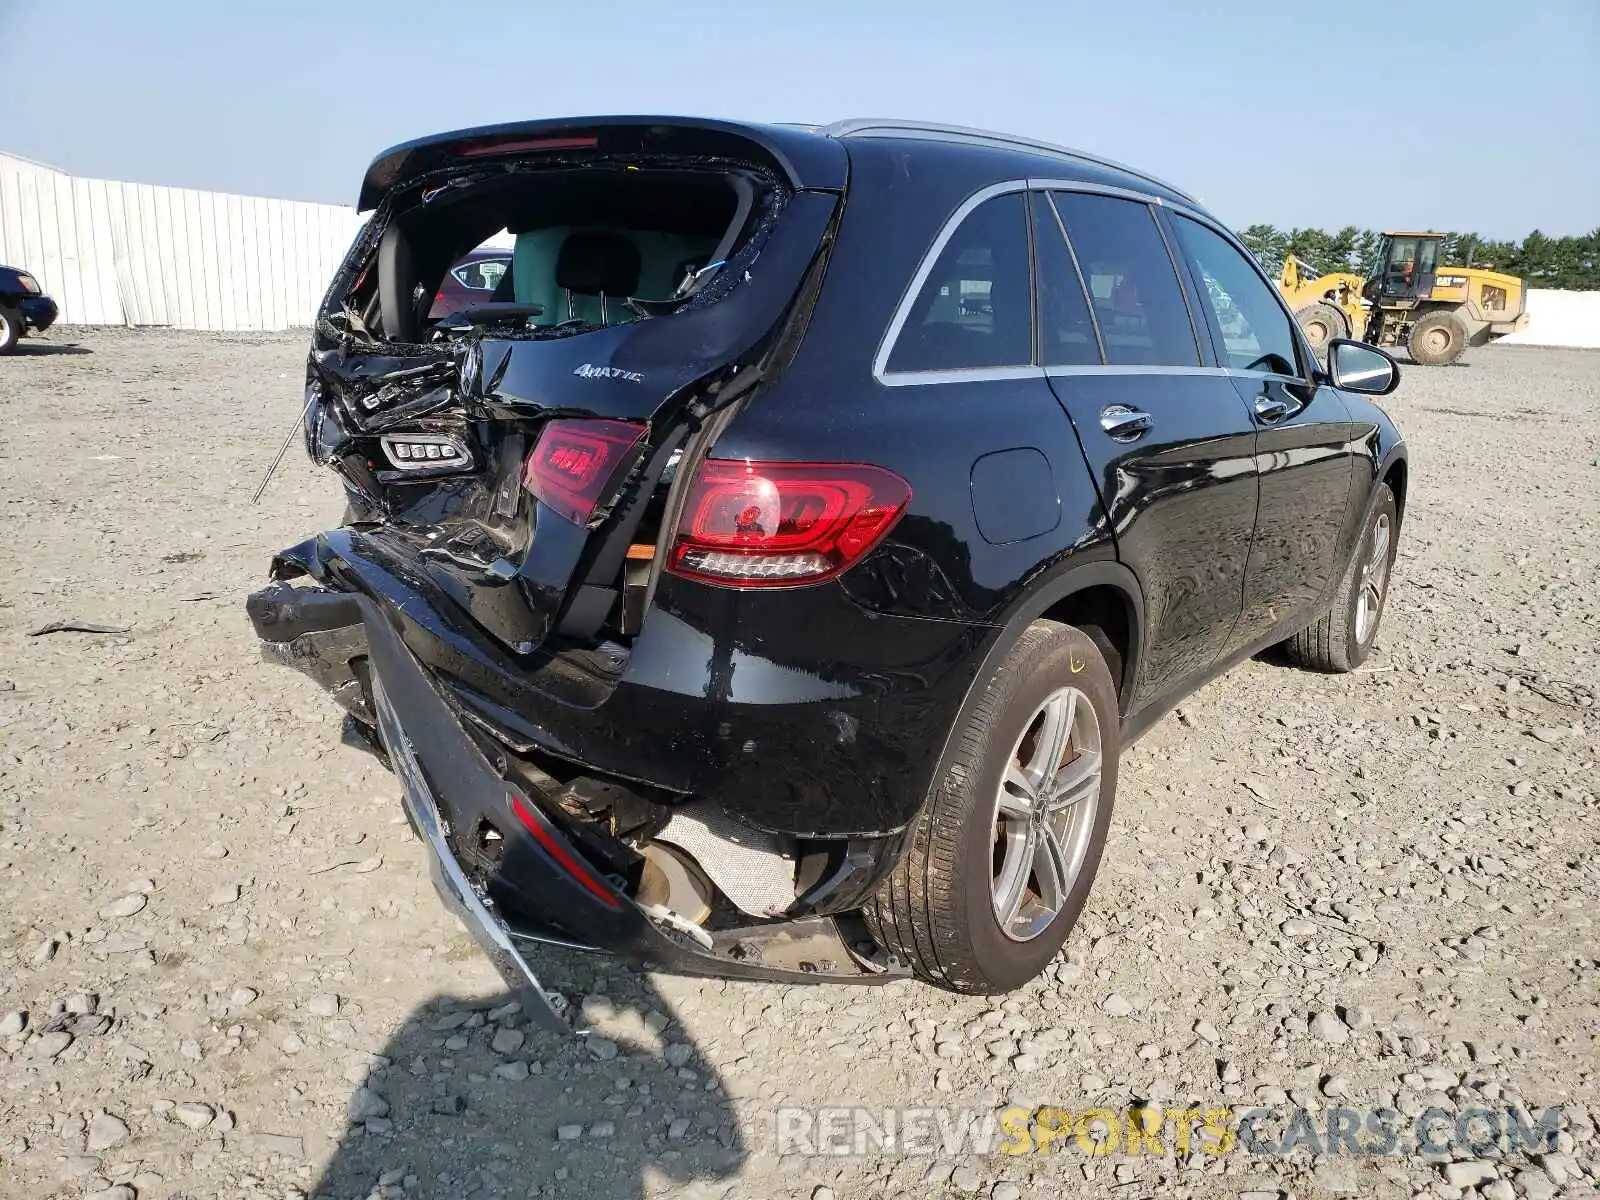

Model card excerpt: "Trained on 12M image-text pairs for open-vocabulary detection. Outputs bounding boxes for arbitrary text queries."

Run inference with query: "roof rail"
[818,118,1196,204]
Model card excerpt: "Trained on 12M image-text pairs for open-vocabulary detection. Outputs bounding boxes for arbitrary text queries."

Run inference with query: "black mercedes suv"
[248,116,1407,1024]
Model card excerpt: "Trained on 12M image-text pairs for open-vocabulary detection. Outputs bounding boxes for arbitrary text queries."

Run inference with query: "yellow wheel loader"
[1278,232,1529,365]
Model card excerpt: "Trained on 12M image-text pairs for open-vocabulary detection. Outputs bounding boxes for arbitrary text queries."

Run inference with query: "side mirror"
[1327,339,1400,396]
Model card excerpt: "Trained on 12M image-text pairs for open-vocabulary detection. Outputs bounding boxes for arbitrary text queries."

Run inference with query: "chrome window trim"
[876,178,1317,389]
[872,179,1030,382]
[1046,364,1233,378]
[1225,368,1313,384]
[879,365,1045,389]
[1028,177,1168,206]
[876,179,1171,385]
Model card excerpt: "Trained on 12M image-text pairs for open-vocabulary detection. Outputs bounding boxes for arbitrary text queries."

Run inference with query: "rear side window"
[1030,192,1101,366]
[886,193,1032,373]
[1171,215,1301,375]
[1051,193,1199,367]
[452,257,510,291]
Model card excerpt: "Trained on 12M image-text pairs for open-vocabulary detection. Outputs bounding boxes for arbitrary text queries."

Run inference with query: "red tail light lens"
[509,795,622,910]
[668,460,912,587]
[523,419,646,525]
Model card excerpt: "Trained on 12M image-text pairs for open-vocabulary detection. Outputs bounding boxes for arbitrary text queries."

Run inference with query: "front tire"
[1282,484,1398,672]
[865,620,1119,993]
[0,306,21,355]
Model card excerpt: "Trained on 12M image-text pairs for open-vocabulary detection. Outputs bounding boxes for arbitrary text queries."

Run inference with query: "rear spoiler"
[358,116,849,212]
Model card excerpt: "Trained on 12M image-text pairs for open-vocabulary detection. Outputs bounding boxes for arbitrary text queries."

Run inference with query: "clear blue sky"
[3,0,1595,238]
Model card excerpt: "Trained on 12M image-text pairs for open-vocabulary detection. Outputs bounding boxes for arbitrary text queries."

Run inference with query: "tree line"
[1237,224,1600,291]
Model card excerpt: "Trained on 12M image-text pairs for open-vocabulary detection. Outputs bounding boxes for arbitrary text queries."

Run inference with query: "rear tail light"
[667,460,911,588]
[523,418,646,525]
[508,795,622,910]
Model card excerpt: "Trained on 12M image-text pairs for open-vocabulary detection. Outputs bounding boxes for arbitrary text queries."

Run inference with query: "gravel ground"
[1,328,1596,1200]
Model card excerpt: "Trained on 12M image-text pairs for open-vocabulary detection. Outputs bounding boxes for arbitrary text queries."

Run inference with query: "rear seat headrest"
[555,231,642,297]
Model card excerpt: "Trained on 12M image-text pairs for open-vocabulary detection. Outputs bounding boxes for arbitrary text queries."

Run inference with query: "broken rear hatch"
[289,119,844,659]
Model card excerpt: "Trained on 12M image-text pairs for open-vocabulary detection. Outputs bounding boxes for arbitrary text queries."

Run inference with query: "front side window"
[886,192,1032,373]
[1052,192,1199,367]
[1171,216,1302,375]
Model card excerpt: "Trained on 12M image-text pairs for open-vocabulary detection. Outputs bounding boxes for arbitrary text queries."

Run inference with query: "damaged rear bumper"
[370,668,571,1032]
[252,528,972,839]
[249,575,910,1000]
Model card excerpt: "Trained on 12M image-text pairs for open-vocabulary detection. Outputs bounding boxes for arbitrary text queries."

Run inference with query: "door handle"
[1253,394,1293,424]
[1100,405,1154,442]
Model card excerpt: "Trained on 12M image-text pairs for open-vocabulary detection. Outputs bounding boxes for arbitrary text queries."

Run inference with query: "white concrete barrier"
[1500,289,1600,350]
[0,152,363,331]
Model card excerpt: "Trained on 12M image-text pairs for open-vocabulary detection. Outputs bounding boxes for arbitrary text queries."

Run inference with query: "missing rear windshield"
[319,155,788,350]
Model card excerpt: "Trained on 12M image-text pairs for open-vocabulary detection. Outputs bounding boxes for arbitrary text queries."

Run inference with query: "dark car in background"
[248,116,1407,1024]
[427,248,513,319]
[0,264,58,353]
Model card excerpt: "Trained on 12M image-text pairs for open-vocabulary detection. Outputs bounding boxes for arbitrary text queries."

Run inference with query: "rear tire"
[0,306,21,355]
[865,620,1119,993]
[1407,310,1467,366]
[1282,484,1398,672]
[1295,302,1347,359]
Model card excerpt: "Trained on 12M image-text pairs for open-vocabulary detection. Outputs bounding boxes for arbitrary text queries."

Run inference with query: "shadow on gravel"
[10,339,93,355]
[311,951,744,1200]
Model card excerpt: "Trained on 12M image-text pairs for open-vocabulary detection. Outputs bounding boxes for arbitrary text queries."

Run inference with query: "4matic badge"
[573,363,644,383]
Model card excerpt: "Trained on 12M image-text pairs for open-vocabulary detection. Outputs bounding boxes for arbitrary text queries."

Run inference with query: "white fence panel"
[0,154,364,331]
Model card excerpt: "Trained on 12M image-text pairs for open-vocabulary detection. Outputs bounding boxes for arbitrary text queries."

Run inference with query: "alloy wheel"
[991,686,1102,942]
[1355,511,1392,644]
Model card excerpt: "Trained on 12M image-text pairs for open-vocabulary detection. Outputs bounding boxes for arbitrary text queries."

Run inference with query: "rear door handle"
[1254,394,1293,424]
[1100,405,1154,442]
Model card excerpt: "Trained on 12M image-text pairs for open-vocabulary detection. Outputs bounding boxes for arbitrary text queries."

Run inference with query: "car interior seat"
[554,231,642,326]
[491,225,722,326]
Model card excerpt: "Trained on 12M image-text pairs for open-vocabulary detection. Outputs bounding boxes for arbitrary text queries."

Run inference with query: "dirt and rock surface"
[1,328,1596,1200]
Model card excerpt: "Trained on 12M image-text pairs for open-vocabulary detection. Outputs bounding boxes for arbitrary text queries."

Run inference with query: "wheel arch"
[866,555,1139,986]
[987,557,1146,718]
[883,554,1146,879]
[1381,449,1409,530]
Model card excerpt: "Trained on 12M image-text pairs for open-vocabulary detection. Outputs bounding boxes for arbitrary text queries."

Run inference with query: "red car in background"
[427,248,513,319]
